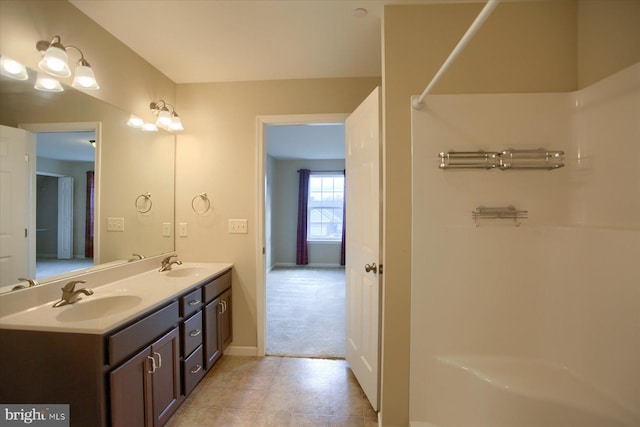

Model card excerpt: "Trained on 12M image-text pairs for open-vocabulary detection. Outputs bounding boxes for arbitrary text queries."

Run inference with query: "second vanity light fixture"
[35,35,100,91]
[150,100,184,131]
[126,100,185,133]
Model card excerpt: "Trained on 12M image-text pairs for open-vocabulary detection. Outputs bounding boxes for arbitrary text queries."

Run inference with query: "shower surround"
[410,63,639,427]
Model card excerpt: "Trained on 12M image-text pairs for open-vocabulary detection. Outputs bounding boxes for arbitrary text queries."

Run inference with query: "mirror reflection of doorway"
[35,131,95,278]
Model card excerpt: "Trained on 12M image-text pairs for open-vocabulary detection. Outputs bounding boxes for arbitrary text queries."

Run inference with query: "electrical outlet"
[107,217,124,232]
[162,222,171,237]
[228,219,248,234]
[179,223,188,237]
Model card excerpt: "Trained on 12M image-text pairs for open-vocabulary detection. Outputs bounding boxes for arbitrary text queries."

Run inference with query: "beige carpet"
[266,267,345,358]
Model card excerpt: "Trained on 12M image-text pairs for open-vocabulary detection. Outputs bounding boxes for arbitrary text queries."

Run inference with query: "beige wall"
[578,0,640,88]
[0,0,175,119]
[174,77,379,348]
[383,0,639,425]
[271,158,346,267]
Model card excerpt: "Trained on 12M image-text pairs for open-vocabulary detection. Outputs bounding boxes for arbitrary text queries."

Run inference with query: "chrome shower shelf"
[499,149,564,170]
[440,149,564,170]
[472,206,528,227]
[439,151,500,169]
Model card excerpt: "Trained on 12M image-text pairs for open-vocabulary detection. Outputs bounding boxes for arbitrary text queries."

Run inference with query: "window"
[307,173,344,241]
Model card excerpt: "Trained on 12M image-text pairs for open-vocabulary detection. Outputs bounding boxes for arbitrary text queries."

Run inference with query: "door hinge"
[25,228,28,238]
[262,247,265,255]
[24,154,29,162]
[379,264,383,275]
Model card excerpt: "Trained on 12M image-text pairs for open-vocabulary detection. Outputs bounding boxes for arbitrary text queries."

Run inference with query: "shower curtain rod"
[412,0,500,110]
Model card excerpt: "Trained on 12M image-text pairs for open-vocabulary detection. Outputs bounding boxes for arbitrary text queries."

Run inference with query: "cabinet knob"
[190,365,202,374]
[189,329,201,337]
[188,299,201,306]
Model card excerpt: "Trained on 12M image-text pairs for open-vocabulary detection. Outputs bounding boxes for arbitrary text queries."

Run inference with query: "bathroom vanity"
[0,261,232,427]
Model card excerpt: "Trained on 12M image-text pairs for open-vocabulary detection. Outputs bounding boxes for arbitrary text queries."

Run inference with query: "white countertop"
[0,262,232,335]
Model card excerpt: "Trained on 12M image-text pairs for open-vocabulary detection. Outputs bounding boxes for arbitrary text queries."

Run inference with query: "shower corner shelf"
[472,206,528,227]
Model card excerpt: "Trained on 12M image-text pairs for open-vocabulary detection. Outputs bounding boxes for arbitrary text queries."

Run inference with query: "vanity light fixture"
[141,122,159,132]
[35,35,100,90]
[0,55,29,80]
[127,114,145,128]
[34,72,64,92]
[150,100,184,131]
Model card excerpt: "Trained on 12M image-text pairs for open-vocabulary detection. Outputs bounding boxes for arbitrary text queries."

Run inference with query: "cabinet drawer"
[204,270,231,303]
[108,301,179,366]
[180,288,203,318]
[182,345,205,395]
[181,311,203,357]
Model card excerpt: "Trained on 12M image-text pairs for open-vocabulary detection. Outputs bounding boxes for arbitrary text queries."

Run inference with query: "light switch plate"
[107,217,124,232]
[179,222,188,237]
[162,222,171,237]
[228,219,248,234]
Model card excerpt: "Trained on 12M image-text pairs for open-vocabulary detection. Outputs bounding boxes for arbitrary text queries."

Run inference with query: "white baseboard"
[224,345,258,357]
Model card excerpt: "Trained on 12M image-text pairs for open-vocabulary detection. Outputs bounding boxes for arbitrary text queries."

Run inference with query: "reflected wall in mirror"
[0,63,175,293]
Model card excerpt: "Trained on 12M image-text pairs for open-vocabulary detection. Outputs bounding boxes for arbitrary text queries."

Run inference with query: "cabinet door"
[151,327,181,427]
[220,289,232,351]
[110,346,153,427]
[204,298,221,369]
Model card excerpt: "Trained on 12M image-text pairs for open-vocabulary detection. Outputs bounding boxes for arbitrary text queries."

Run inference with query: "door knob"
[364,263,377,273]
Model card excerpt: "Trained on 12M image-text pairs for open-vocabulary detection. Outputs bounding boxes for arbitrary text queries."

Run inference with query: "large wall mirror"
[0,63,175,293]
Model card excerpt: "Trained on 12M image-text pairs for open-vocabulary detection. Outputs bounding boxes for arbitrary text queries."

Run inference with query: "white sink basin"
[55,295,143,322]
[164,267,208,278]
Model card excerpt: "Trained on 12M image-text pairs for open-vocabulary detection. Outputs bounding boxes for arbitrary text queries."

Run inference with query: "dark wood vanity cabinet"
[202,270,233,370]
[110,327,180,427]
[219,288,232,351]
[0,267,232,427]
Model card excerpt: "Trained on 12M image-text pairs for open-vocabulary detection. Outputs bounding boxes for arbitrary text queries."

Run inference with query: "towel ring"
[192,192,211,214]
[135,193,152,213]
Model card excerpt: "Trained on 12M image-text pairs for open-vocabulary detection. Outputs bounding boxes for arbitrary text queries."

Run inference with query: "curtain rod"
[297,169,344,173]
[412,0,500,110]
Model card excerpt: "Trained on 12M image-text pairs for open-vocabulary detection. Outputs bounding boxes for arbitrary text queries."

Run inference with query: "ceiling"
[37,131,96,162]
[267,123,345,159]
[69,0,396,84]
[67,1,446,159]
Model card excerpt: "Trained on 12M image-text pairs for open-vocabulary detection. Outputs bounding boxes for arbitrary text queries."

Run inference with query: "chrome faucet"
[52,280,94,307]
[128,253,145,262]
[159,255,182,272]
[12,277,40,291]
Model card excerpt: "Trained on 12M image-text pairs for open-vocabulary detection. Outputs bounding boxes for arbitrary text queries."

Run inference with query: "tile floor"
[166,356,377,427]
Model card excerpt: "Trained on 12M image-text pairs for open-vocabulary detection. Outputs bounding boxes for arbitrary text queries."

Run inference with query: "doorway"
[256,114,349,358]
[21,124,99,279]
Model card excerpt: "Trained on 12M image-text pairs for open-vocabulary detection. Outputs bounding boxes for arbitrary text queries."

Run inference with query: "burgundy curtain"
[85,171,94,258]
[340,169,346,266]
[296,169,310,265]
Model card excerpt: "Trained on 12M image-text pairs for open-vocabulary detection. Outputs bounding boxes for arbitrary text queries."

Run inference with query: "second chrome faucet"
[52,280,94,307]
[159,255,182,272]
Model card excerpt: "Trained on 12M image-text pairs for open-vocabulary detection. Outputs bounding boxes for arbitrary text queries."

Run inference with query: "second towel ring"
[135,193,152,213]
[192,192,211,214]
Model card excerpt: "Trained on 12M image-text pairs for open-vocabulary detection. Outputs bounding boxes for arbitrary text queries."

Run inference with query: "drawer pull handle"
[147,356,157,373]
[154,352,162,369]
[189,329,201,337]
[188,299,201,306]
[190,365,202,374]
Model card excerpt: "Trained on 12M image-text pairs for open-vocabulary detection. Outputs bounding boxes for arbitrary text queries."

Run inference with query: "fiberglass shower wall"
[409,63,639,427]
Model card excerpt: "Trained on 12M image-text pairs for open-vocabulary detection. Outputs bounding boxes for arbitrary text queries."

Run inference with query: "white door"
[57,176,74,259]
[0,125,34,287]
[345,87,381,410]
